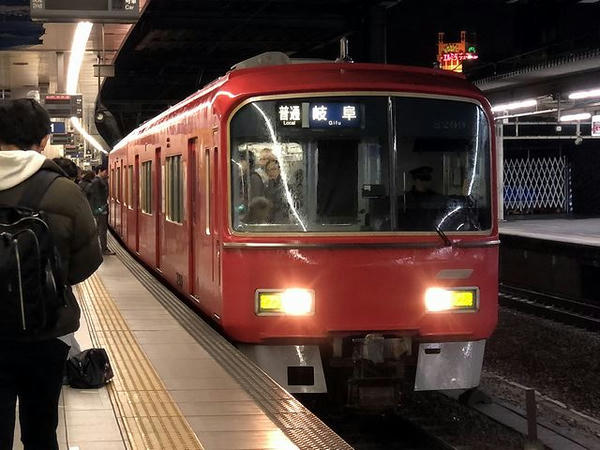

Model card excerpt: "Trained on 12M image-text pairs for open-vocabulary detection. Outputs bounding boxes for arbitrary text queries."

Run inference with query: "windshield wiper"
[435,225,452,247]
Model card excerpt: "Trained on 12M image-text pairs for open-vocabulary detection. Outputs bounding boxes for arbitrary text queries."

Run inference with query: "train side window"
[116,167,121,203]
[127,165,134,209]
[141,161,153,214]
[110,168,115,199]
[166,155,184,223]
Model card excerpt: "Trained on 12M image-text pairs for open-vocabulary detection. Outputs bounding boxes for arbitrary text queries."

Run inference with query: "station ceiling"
[100,0,600,137]
[3,0,600,143]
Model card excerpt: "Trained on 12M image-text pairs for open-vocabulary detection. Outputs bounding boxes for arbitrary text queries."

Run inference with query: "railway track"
[309,404,465,450]
[499,283,600,331]
[304,389,529,450]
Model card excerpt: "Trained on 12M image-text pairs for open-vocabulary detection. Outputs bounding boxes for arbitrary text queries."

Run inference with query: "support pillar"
[496,121,504,222]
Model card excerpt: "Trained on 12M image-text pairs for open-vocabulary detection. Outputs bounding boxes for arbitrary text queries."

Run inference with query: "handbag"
[66,348,114,389]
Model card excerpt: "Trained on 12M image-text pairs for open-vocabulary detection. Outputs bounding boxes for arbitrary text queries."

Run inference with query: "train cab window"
[166,155,184,223]
[230,96,491,233]
[394,98,491,232]
[141,161,153,214]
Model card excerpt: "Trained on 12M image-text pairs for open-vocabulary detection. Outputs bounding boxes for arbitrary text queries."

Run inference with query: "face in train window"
[229,96,491,233]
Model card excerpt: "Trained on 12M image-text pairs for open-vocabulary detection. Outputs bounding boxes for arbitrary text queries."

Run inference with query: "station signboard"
[50,121,66,134]
[30,0,140,23]
[51,133,74,145]
[43,94,83,119]
[64,145,83,159]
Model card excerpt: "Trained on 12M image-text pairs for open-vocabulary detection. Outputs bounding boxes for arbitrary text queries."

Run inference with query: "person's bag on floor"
[66,348,114,388]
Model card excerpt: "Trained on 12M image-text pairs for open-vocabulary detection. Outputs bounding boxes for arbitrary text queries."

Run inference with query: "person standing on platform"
[88,164,115,256]
[78,169,96,206]
[51,157,78,182]
[0,98,102,450]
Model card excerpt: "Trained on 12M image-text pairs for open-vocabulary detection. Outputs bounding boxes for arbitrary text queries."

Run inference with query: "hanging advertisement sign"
[437,31,478,73]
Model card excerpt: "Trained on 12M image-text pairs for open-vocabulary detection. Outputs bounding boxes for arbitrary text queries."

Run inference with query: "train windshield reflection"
[230,96,491,233]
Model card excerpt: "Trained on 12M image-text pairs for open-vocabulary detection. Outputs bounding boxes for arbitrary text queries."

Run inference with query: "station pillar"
[496,121,504,222]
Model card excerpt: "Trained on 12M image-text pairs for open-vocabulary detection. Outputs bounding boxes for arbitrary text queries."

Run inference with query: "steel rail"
[499,283,600,331]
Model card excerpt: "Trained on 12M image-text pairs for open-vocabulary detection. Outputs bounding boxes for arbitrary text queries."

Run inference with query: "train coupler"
[345,334,412,410]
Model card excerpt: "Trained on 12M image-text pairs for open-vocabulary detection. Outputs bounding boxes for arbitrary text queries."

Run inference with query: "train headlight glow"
[256,289,315,316]
[425,288,478,312]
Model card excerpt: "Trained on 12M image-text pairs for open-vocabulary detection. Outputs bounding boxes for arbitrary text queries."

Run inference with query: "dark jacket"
[78,178,93,205]
[0,157,102,341]
[88,175,109,215]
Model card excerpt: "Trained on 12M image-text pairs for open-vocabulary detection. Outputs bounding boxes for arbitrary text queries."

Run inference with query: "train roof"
[112,61,487,152]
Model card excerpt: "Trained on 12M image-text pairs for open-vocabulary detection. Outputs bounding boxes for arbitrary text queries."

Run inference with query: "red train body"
[109,59,498,400]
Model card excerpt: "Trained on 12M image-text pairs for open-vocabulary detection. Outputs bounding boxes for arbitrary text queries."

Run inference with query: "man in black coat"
[88,164,115,255]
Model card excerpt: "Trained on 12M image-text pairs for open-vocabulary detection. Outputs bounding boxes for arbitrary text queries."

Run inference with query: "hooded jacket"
[0,150,103,341]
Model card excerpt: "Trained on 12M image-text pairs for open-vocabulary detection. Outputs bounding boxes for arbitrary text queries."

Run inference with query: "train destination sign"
[309,103,360,128]
[30,0,140,23]
[43,94,83,119]
[278,102,361,129]
[278,104,303,126]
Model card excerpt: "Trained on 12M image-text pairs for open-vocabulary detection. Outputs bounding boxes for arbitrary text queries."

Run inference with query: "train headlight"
[425,287,478,312]
[256,289,315,316]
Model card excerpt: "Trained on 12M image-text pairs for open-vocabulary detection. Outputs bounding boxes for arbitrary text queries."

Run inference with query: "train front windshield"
[230,96,491,233]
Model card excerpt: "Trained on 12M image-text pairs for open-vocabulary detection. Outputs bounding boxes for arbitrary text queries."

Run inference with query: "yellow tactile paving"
[76,273,204,450]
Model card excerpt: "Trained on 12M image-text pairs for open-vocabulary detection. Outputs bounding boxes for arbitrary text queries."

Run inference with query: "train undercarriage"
[239,334,486,409]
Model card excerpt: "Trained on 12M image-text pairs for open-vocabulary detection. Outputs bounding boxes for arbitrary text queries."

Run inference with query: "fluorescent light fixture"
[568,88,600,100]
[559,112,591,122]
[65,21,108,154]
[491,99,537,113]
[71,117,108,154]
[495,108,558,120]
[66,22,93,95]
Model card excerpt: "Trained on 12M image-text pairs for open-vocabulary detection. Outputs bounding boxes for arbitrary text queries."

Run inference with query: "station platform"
[499,217,600,301]
[499,217,600,247]
[14,235,350,450]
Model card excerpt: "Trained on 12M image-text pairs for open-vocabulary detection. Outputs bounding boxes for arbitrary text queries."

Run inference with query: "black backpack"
[66,348,114,389]
[0,170,66,338]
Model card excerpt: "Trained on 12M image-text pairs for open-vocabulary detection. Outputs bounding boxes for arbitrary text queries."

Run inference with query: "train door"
[197,147,221,317]
[135,154,140,253]
[155,147,162,269]
[122,158,128,240]
[212,147,221,289]
[188,138,200,299]
[118,159,124,236]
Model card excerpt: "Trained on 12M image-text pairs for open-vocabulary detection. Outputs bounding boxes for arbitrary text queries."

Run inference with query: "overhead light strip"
[559,112,591,122]
[491,99,537,113]
[66,21,108,155]
[568,88,600,100]
[495,108,558,120]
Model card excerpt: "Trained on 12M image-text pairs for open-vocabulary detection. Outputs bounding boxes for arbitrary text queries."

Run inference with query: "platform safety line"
[76,273,204,450]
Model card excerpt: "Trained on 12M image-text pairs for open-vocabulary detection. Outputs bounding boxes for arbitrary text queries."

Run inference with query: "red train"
[109,53,498,405]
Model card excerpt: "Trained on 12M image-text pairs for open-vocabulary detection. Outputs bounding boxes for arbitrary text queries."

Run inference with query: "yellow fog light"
[425,287,478,312]
[256,289,315,316]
